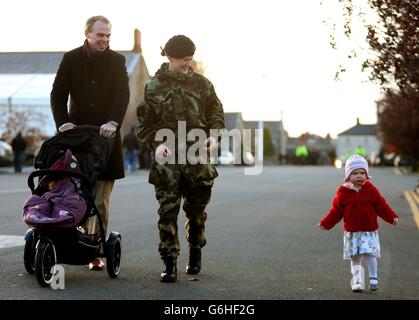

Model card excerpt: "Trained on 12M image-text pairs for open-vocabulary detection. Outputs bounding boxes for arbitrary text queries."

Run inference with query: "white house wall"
[336,135,381,161]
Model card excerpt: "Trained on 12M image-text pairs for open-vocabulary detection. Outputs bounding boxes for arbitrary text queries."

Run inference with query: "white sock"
[351,255,364,284]
[364,255,378,284]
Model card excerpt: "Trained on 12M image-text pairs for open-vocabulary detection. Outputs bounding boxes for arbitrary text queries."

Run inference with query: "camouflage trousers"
[155,174,212,259]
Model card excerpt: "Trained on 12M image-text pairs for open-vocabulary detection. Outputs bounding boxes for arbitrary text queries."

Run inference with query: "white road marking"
[0,235,25,249]
[0,189,28,195]
[0,178,147,195]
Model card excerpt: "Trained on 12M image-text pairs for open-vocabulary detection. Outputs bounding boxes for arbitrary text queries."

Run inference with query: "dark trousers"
[13,152,24,173]
[155,174,211,259]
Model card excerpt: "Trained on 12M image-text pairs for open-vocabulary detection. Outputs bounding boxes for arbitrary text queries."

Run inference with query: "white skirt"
[343,231,381,260]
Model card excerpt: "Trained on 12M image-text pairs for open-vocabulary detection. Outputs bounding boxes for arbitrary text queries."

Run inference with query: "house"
[0,29,150,141]
[224,112,245,132]
[336,118,381,163]
[223,112,246,163]
[286,133,335,165]
[245,120,287,162]
[222,111,287,163]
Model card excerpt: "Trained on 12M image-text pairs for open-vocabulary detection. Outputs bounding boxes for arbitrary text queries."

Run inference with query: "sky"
[0,0,383,138]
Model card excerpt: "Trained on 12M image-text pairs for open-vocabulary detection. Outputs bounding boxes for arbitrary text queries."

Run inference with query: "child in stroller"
[22,125,122,287]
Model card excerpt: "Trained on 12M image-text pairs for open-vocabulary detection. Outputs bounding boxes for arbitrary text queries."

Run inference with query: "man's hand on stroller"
[100,121,117,138]
[59,122,76,132]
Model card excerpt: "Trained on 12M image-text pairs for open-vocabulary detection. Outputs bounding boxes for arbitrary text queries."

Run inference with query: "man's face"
[168,56,193,74]
[85,21,111,54]
[349,169,367,187]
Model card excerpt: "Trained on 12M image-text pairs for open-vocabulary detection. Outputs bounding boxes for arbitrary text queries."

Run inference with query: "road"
[0,165,418,300]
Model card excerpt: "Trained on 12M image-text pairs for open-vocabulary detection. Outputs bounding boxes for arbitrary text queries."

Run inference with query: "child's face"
[349,169,367,187]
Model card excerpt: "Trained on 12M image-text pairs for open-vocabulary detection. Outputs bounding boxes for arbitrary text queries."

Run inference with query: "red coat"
[319,180,398,232]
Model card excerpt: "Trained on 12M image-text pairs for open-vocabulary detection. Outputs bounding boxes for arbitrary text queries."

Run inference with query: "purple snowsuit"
[23,149,86,228]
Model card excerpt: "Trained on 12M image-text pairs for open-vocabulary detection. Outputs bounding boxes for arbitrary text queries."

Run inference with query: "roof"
[264,121,283,132]
[224,112,244,130]
[338,124,376,136]
[0,51,141,106]
[286,137,302,148]
[0,51,140,74]
[244,120,283,132]
[0,74,55,105]
[0,50,144,136]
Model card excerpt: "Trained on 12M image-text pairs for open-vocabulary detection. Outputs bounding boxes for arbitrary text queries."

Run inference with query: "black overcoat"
[51,42,130,180]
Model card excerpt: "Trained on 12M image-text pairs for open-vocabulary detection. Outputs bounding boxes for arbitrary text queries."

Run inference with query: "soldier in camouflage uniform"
[137,35,225,282]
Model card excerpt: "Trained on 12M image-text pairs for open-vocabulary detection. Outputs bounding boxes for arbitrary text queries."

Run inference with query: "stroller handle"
[60,125,117,140]
[27,169,92,193]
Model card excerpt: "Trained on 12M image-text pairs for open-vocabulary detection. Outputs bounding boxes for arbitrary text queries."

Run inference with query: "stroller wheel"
[23,229,36,274]
[106,232,122,279]
[35,239,57,287]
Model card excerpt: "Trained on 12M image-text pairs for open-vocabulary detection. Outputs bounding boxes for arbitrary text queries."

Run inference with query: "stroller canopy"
[34,126,113,182]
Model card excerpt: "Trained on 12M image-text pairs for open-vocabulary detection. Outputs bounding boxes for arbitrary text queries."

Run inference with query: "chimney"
[356,117,360,125]
[133,28,142,53]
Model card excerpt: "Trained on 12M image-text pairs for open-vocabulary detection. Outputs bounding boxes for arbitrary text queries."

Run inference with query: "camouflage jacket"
[137,63,225,187]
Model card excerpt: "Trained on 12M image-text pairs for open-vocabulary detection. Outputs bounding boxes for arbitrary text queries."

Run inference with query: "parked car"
[211,150,234,165]
[242,151,255,165]
[394,155,408,167]
[0,140,13,166]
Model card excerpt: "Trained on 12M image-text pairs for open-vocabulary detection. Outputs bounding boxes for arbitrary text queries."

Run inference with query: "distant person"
[11,132,27,173]
[137,35,225,282]
[122,127,140,172]
[50,15,130,271]
[295,144,308,165]
[138,139,151,169]
[318,155,399,292]
[354,145,367,158]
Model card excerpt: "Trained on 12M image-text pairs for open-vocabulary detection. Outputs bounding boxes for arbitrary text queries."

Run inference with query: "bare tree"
[0,107,47,142]
[377,86,419,169]
[323,0,418,169]
[324,0,418,92]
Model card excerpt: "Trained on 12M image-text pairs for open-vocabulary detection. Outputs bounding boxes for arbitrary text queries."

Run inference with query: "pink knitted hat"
[344,154,371,182]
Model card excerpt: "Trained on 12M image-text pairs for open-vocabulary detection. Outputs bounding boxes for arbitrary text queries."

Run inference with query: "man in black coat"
[11,131,27,173]
[50,15,130,270]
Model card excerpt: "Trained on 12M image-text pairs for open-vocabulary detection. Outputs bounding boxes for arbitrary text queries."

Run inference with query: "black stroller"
[23,126,122,287]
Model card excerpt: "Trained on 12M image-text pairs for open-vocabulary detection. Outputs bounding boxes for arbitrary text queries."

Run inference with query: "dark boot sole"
[186,267,201,275]
[160,276,177,283]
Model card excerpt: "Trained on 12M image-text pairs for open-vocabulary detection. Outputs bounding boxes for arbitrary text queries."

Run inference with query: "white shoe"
[350,265,365,292]
[352,282,363,292]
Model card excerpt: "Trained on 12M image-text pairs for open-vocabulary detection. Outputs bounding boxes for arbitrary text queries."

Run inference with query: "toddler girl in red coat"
[318,155,399,292]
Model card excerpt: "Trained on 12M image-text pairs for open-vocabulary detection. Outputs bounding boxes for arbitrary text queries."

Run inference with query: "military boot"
[186,247,202,275]
[160,257,177,283]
